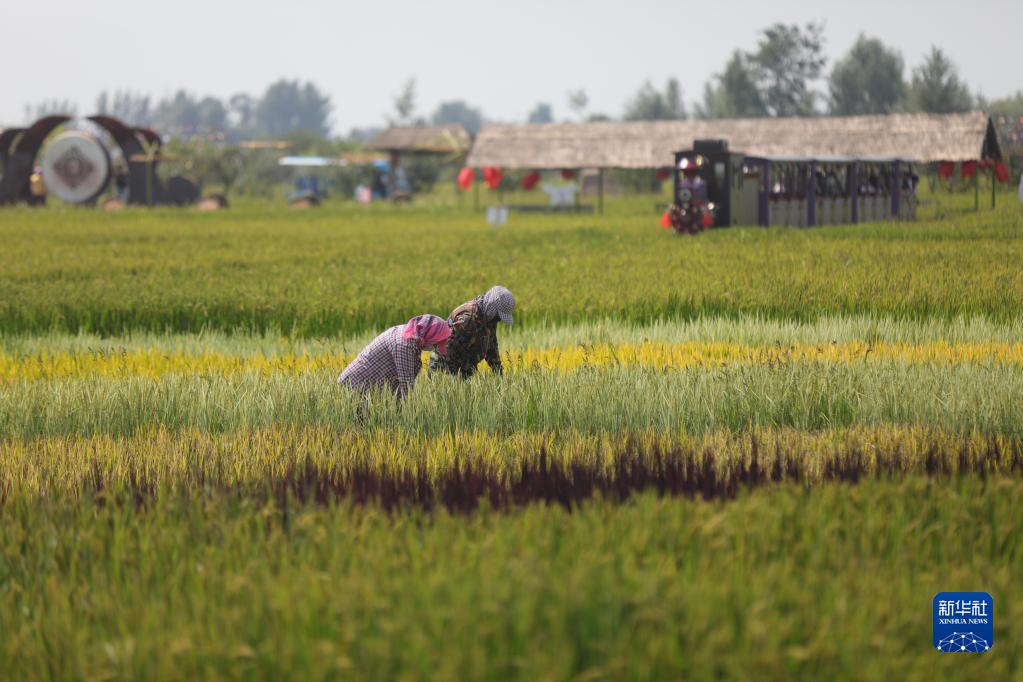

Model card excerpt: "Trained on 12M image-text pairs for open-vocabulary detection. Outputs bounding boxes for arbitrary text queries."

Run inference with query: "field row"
[2,425,1020,509]
[6,316,1023,358]
[2,205,1022,335]
[4,339,1023,381]
[2,479,1019,681]
[3,361,1021,438]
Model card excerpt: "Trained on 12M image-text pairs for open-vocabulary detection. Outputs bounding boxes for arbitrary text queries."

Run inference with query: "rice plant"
[1,202,1021,336]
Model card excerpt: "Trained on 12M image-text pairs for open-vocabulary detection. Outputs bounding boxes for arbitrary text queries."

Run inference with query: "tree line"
[21,22,1021,142]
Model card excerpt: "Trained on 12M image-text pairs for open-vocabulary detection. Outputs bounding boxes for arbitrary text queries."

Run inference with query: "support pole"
[759,159,769,227]
[598,168,604,215]
[849,163,858,224]
[806,162,816,227]
[991,164,996,209]
[574,169,581,212]
[974,163,979,211]
[474,173,479,211]
[892,160,901,220]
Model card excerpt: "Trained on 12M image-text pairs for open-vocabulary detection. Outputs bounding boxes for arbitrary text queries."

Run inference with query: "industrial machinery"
[0,115,200,206]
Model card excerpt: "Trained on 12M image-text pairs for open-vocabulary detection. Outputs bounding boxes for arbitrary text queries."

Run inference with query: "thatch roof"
[370,125,471,154]
[466,112,1000,169]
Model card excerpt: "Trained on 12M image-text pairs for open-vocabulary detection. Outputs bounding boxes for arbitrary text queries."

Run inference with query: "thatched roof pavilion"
[466,112,1001,169]
[370,125,471,155]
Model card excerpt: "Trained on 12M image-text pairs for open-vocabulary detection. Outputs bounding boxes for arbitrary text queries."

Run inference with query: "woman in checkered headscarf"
[338,314,451,400]
[429,286,516,378]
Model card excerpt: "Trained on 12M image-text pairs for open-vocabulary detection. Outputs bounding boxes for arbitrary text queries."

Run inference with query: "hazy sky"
[3,0,1019,133]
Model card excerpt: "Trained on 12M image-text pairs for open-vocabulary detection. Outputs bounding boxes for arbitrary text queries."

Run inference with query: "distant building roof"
[466,112,1001,169]
[370,125,471,154]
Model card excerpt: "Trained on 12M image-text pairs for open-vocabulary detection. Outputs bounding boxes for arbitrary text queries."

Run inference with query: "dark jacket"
[429,299,502,377]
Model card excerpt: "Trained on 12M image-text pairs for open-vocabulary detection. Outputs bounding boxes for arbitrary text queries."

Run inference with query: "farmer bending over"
[430,286,515,377]
[338,314,451,399]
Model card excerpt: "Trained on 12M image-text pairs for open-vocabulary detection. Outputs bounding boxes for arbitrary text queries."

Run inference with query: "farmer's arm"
[484,325,503,375]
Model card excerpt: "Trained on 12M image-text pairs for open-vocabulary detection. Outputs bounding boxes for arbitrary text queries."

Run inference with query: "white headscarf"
[479,286,515,325]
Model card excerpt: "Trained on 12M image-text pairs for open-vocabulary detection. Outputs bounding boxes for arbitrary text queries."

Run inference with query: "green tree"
[153,91,229,137]
[983,91,1023,117]
[197,97,227,132]
[431,100,484,135]
[256,79,332,137]
[527,103,554,123]
[566,89,588,121]
[907,47,973,114]
[24,98,77,122]
[95,90,153,126]
[391,78,417,126]
[623,78,687,121]
[695,51,766,119]
[228,93,256,136]
[748,22,826,116]
[154,91,202,134]
[828,35,906,115]
[190,143,244,196]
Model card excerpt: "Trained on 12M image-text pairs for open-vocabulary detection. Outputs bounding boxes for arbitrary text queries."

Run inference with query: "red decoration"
[521,171,540,191]
[937,161,954,179]
[659,211,672,229]
[561,169,575,180]
[961,161,976,179]
[457,167,474,190]
[656,168,671,181]
[483,167,503,189]
[701,211,714,228]
[995,161,1010,183]
[979,159,993,170]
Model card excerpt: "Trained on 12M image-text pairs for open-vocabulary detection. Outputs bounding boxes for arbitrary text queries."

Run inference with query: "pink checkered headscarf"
[402,314,451,355]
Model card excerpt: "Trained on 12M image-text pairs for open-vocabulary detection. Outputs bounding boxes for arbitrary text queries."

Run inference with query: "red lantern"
[995,161,1010,183]
[937,161,954,179]
[521,171,540,191]
[659,211,672,229]
[701,211,714,228]
[656,168,671,181]
[961,161,976,179]
[561,169,575,180]
[457,167,474,190]
[483,167,503,189]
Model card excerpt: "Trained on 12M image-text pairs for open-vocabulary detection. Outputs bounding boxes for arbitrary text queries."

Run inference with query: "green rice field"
[1,197,1021,680]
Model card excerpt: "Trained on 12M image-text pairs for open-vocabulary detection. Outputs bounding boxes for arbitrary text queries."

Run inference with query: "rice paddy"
[1,200,1021,680]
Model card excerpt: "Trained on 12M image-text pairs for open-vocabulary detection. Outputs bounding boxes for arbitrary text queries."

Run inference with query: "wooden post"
[892,160,901,220]
[974,164,979,211]
[849,163,858,224]
[806,162,816,227]
[991,164,996,209]
[759,159,769,226]
[575,169,581,212]
[598,168,604,215]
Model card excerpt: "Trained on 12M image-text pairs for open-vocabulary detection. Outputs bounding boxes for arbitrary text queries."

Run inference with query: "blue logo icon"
[933,592,993,653]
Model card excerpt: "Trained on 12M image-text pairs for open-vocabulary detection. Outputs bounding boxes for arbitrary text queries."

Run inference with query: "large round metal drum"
[40,131,111,204]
